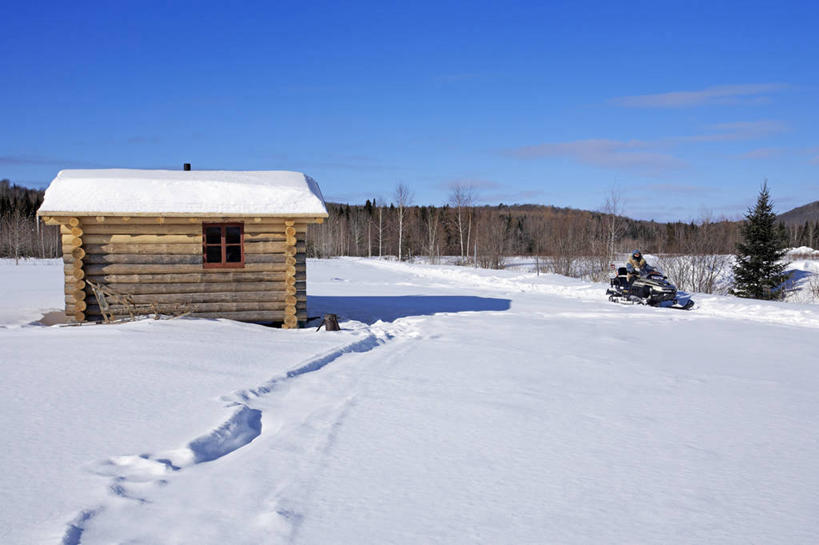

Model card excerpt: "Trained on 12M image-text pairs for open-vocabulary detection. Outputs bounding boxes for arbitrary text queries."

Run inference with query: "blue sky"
[2,1,817,221]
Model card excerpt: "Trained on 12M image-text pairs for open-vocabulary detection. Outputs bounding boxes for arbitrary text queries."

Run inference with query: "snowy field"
[2,257,819,544]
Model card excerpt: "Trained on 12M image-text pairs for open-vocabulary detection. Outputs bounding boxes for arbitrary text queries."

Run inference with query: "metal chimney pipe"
[183,163,191,171]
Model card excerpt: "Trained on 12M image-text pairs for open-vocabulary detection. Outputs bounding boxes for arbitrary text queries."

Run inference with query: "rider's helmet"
[632,249,642,260]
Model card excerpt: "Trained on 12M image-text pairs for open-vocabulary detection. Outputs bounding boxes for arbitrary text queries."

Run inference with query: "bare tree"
[422,206,441,263]
[600,188,627,263]
[394,183,413,261]
[449,183,475,263]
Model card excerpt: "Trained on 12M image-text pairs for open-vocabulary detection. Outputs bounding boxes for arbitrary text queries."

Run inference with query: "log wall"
[52,216,318,327]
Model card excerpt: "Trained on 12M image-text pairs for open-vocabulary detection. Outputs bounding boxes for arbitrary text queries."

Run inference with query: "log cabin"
[36,168,328,328]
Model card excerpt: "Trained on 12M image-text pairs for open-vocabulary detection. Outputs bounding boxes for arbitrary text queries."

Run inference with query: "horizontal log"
[60,225,83,236]
[79,308,308,322]
[61,235,82,248]
[81,224,201,235]
[84,254,204,265]
[84,243,200,255]
[83,301,290,314]
[82,262,301,275]
[66,281,305,295]
[80,253,283,265]
[84,234,202,245]
[65,292,87,310]
[78,271,294,284]
[85,291,305,305]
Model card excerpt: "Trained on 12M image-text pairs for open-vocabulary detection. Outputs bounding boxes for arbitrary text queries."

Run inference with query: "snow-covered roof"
[38,169,328,217]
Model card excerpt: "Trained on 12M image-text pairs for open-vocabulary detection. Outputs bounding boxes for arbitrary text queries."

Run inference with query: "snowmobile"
[606,266,694,310]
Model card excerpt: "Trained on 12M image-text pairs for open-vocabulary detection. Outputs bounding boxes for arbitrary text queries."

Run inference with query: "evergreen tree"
[732,182,789,299]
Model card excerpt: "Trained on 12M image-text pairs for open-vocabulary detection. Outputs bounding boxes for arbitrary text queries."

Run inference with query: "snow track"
[61,323,403,545]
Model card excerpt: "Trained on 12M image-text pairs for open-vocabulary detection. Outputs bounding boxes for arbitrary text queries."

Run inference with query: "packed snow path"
[1,258,818,544]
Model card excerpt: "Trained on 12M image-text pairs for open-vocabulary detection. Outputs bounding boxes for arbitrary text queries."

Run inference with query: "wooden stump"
[316,313,340,331]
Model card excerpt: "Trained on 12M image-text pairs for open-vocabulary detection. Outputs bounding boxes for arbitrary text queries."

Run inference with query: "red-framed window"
[203,223,245,268]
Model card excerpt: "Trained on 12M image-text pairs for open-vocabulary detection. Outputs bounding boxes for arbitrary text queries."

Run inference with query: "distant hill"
[778,201,819,226]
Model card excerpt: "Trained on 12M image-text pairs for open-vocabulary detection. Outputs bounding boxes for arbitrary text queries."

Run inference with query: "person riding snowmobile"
[626,250,655,282]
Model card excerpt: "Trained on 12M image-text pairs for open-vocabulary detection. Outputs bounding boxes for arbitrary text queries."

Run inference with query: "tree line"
[305,184,749,278]
[2,179,815,297]
[0,179,61,261]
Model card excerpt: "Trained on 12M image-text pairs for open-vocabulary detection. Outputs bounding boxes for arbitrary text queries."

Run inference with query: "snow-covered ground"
[2,258,818,544]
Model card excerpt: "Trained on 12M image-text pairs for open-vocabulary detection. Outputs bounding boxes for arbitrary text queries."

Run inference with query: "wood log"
[84,291,303,305]
[284,246,297,257]
[68,217,80,227]
[83,301,289,314]
[79,253,287,265]
[71,280,86,291]
[283,316,298,329]
[79,271,292,284]
[284,306,296,316]
[243,232,287,242]
[61,235,83,248]
[66,280,304,295]
[285,226,296,237]
[84,253,204,265]
[83,234,202,244]
[72,247,86,260]
[82,224,201,235]
[84,243,201,255]
[82,262,296,275]
[285,295,297,305]
[71,310,85,322]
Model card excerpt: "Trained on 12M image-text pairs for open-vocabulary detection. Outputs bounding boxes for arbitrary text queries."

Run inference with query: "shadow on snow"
[308,295,511,324]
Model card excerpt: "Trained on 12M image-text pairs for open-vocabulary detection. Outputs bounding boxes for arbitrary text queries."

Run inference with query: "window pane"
[226,226,241,244]
[226,245,242,263]
[205,226,222,244]
[205,246,222,263]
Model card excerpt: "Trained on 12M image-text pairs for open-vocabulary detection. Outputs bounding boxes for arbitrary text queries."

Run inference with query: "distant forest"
[2,180,817,277]
[305,184,817,271]
[0,180,61,260]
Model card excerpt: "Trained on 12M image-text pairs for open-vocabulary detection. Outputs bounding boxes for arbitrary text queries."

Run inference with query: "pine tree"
[732,182,789,299]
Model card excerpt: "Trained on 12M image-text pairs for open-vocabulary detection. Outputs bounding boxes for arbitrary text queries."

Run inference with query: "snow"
[786,246,819,257]
[37,169,327,216]
[2,258,819,544]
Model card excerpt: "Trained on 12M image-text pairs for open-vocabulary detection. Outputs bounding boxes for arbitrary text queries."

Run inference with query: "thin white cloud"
[506,139,685,175]
[738,147,784,160]
[679,120,788,143]
[611,83,788,108]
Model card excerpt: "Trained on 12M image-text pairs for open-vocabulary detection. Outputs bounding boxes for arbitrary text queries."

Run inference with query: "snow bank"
[38,169,328,216]
[786,246,819,257]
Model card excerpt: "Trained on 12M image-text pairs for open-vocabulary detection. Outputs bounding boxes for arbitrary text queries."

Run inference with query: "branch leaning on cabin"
[86,279,192,322]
